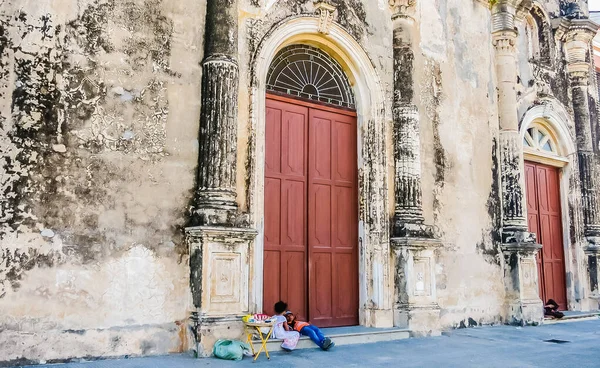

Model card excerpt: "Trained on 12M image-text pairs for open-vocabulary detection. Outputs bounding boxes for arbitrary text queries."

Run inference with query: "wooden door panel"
[335,186,355,248]
[308,108,358,327]
[264,178,281,245]
[283,181,306,246]
[263,250,281,316]
[310,184,332,247]
[335,121,355,183]
[525,162,545,300]
[265,108,282,174]
[264,98,308,320]
[311,252,333,320]
[285,251,307,321]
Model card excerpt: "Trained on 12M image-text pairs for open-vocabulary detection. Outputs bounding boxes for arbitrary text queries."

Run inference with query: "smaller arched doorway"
[522,120,569,310]
[262,44,359,327]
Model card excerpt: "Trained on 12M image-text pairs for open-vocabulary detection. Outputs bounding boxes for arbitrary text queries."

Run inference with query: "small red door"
[263,95,358,327]
[525,161,567,310]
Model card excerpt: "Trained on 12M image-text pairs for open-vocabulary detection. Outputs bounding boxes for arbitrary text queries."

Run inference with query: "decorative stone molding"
[492,31,517,55]
[391,237,442,335]
[314,1,336,34]
[389,0,416,17]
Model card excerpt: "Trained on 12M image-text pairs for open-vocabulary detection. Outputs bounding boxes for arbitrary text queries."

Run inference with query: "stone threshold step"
[544,311,600,325]
[251,326,410,351]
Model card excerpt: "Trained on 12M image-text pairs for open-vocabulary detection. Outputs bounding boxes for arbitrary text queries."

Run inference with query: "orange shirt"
[292,321,310,332]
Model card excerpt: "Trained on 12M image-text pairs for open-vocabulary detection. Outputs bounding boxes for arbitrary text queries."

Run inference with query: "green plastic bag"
[213,339,252,361]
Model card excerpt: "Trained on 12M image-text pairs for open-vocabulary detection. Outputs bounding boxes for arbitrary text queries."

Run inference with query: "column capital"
[490,0,532,32]
[557,18,598,82]
[389,0,416,15]
[492,30,518,54]
[556,18,598,45]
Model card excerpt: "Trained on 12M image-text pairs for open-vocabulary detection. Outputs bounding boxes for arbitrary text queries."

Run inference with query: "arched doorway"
[522,120,568,310]
[262,44,359,327]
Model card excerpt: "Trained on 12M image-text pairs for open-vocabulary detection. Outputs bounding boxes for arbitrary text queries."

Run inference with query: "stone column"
[389,0,441,335]
[194,0,243,226]
[557,18,600,303]
[491,1,543,325]
[186,0,257,356]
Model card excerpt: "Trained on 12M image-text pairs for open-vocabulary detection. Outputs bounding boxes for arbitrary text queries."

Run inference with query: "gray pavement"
[24,319,600,368]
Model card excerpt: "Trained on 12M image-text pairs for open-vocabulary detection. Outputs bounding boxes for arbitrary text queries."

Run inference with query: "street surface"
[24,319,600,368]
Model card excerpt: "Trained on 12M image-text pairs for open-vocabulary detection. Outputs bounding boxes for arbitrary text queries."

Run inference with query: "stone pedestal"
[584,241,600,307]
[391,238,442,335]
[186,226,257,356]
[502,243,543,325]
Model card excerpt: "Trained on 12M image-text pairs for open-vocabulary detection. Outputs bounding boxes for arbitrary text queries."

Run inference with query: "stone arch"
[519,99,576,158]
[247,16,392,326]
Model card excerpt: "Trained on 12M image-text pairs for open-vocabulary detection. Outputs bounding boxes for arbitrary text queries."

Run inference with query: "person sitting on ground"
[544,299,564,319]
[271,301,300,351]
[284,311,334,350]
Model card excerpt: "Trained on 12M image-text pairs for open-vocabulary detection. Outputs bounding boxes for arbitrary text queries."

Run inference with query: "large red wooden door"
[263,95,358,327]
[525,161,567,310]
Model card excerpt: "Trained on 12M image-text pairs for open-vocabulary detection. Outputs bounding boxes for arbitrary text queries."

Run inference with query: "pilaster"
[558,17,600,308]
[389,0,440,335]
[492,1,543,324]
[187,0,258,356]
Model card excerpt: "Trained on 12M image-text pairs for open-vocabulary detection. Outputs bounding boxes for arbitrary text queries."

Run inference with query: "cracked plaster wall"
[416,0,506,327]
[0,0,205,364]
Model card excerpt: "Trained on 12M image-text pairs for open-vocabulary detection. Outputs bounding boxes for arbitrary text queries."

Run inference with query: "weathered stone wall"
[416,0,506,327]
[0,0,205,364]
[1,0,597,364]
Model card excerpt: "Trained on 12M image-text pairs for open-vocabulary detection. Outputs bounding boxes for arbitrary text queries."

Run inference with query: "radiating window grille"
[523,125,558,155]
[266,44,356,109]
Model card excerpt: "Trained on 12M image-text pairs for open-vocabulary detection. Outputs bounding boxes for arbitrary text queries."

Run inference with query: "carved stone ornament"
[389,0,416,16]
[314,1,336,34]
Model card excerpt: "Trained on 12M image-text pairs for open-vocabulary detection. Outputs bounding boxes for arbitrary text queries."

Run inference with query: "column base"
[391,236,442,335]
[393,304,441,336]
[189,313,245,357]
[393,221,436,239]
[502,242,543,326]
[192,189,249,226]
[360,308,394,328]
[584,243,600,301]
[186,225,257,316]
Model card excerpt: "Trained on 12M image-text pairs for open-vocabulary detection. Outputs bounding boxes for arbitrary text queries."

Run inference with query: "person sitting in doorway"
[271,301,300,351]
[284,310,334,350]
[544,299,564,319]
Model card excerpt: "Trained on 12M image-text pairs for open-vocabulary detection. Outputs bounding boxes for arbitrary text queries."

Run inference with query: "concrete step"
[251,326,410,352]
[544,311,600,325]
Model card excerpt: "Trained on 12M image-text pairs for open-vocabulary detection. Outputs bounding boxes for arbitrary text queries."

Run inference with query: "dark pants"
[300,325,325,347]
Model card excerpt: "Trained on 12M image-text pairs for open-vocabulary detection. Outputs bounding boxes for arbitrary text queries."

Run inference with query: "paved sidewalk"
[24,319,600,368]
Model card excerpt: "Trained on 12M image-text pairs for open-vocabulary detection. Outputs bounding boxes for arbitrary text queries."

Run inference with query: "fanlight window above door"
[266,44,356,109]
[523,124,559,155]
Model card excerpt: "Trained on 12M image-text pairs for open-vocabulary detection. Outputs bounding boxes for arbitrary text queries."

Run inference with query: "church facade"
[1,0,600,365]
